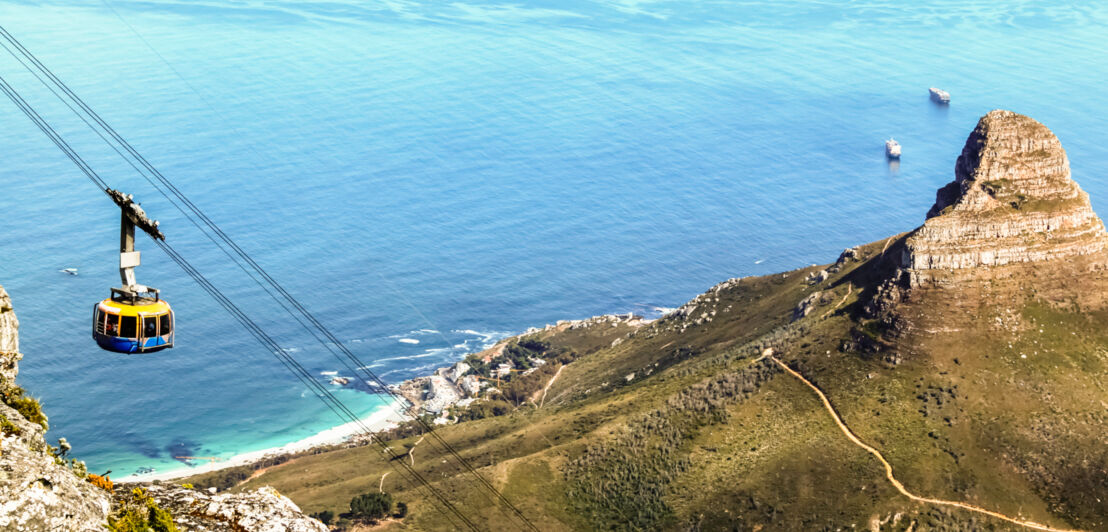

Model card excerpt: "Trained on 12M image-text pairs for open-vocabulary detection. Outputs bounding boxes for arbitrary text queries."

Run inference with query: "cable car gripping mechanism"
[106,189,164,299]
[106,188,164,241]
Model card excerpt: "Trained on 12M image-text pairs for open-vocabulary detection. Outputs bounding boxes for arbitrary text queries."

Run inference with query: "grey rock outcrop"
[792,291,822,321]
[1,286,18,383]
[1,284,112,531]
[900,110,1108,287]
[114,484,327,532]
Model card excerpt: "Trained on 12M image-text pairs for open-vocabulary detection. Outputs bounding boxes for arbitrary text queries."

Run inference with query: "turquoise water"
[0,1,1106,477]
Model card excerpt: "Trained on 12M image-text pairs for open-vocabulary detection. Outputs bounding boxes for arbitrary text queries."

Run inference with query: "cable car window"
[160,314,172,335]
[144,317,158,338]
[120,316,137,338]
[105,313,119,336]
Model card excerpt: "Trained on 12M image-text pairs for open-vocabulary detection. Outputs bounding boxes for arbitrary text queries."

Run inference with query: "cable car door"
[138,314,156,351]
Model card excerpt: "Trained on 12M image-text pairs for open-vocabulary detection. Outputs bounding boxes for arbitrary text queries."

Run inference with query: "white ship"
[929,87,950,103]
[885,138,901,159]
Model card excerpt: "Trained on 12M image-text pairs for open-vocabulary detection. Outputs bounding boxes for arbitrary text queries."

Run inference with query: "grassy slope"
[183,237,1106,531]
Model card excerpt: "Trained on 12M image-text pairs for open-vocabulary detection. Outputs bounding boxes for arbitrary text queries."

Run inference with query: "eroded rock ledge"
[900,110,1108,286]
[112,483,327,532]
[1,285,111,531]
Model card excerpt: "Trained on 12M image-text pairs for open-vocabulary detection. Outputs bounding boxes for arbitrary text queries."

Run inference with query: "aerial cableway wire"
[0,70,479,532]
[152,240,477,532]
[0,23,538,532]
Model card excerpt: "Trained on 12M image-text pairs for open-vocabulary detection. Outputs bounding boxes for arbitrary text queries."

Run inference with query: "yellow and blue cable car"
[91,189,174,354]
[92,289,173,353]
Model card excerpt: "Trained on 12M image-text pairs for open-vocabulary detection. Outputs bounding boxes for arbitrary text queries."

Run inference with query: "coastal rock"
[115,484,327,532]
[900,110,1108,287]
[567,313,647,330]
[0,284,111,531]
[443,361,471,383]
[459,374,482,397]
[424,375,461,414]
[829,247,859,273]
[792,291,822,321]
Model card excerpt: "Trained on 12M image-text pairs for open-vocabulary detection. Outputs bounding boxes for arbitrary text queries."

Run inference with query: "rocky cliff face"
[1,286,19,382]
[0,284,112,531]
[113,484,328,532]
[899,110,1108,287]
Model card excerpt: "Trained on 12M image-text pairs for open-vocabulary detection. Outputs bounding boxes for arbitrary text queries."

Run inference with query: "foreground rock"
[1,285,111,531]
[114,483,328,532]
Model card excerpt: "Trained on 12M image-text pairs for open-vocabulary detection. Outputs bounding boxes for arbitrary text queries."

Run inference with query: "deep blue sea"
[1,1,1106,477]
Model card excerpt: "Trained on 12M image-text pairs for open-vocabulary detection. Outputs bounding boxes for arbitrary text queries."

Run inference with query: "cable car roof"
[98,298,172,317]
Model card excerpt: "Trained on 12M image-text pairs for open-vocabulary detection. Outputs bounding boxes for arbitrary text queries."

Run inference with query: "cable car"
[92,288,173,353]
[91,189,174,353]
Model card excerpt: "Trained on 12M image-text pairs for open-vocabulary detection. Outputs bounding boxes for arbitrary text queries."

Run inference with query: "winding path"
[408,435,425,467]
[538,364,565,409]
[766,354,1081,532]
[820,284,853,320]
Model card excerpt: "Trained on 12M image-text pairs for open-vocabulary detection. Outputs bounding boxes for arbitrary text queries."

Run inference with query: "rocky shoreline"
[136,311,653,483]
[390,312,650,421]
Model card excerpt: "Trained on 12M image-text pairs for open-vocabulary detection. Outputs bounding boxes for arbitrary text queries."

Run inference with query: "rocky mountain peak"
[901,110,1108,286]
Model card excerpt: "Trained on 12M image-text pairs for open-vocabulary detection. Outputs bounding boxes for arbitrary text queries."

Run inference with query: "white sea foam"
[372,351,445,363]
[398,338,420,344]
[320,371,338,376]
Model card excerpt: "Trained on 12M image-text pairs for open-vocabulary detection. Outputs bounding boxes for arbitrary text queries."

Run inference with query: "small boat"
[59,268,78,275]
[885,138,901,159]
[929,87,950,104]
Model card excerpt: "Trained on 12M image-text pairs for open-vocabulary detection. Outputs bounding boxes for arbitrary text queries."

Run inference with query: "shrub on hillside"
[0,413,20,436]
[310,509,334,524]
[108,487,177,532]
[0,385,47,430]
[502,363,560,405]
[565,358,781,530]
[454,399,514,421]
[350,492,392,521]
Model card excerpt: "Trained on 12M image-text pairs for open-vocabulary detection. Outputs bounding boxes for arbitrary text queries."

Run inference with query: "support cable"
[0,67,478,532]
[0,22,536,530]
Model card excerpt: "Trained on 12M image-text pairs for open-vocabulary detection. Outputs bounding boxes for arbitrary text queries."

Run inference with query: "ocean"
[0,0,1105,478]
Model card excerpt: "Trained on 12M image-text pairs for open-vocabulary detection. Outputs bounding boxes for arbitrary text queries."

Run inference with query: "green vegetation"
[453,399,513,421]
[350,491,392,521]
[108,487,178,532]
[176,236,1104,531]
[0,413,20,436]
[566,359,780,529]
[309,509,334,524]
[0,384,47,430]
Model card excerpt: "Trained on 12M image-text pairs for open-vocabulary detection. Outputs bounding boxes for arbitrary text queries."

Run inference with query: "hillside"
[193,110,1107,531]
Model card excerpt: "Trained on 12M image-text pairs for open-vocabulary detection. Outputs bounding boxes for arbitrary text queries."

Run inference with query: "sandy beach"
[118,403,411,482]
